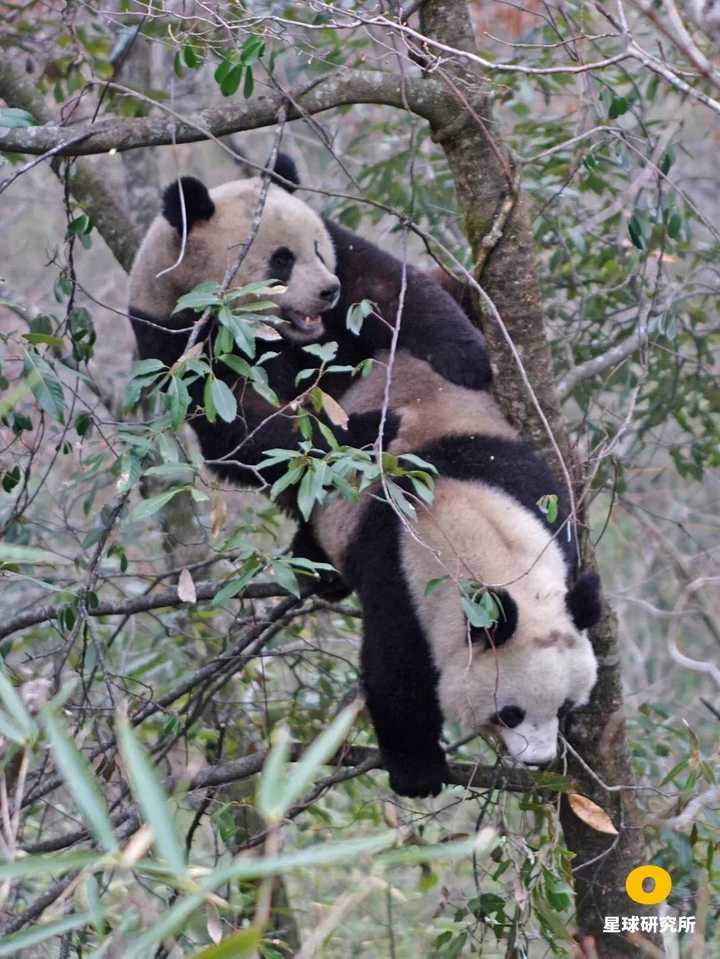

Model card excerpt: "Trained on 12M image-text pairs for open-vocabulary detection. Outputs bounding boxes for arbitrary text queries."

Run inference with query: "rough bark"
[419,3,663,956]
[0,61,139,272]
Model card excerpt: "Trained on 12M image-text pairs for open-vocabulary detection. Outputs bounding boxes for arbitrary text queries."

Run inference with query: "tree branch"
[21,744,550,857]
[0,581,290,642]
[0,70,448,157]
[0,60,139,272]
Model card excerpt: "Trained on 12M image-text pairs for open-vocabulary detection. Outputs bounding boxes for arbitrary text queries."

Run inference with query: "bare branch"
[0,70,448,157]
[0,581,290,642]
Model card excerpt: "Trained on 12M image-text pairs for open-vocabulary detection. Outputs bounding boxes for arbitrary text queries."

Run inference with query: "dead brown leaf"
[320,390,349,430]
[567,793,618,834]
[177,567,197,604]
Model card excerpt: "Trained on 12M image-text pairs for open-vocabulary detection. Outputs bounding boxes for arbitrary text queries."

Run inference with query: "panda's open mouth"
[279,308,325,342]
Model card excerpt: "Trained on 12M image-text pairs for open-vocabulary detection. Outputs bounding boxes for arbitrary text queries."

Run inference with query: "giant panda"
[311,351,602,798]
[128,159,491,512]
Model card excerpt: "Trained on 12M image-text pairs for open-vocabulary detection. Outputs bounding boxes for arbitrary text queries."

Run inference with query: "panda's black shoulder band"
[161,176,215,233]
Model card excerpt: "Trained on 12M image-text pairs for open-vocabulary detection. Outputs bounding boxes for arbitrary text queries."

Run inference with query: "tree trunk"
[419,3,663,955]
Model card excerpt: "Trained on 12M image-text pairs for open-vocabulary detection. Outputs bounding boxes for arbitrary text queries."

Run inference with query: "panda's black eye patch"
[491,706,525,729]
[268,247,295,283]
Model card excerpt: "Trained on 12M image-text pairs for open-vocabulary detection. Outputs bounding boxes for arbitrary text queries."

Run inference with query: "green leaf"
[537,493,559,524]
[128,487,187,522]
[379,827,495,866]
[297,465,318,522]
[117,716,185,875]
[424,576,449,596]
[303,341,338,364]
[204,375,217,423]
[23,350,65,422]
[22,333,64,347]
[628,217,644,250]
[210,378,237,423]
[667,212,682,240]
[271,559,300,597]
[214,58,232,85]
[220,63,244,96]
[270,463,306,501]
[211,832,396,885]
[243,65,254,98]
[129,357,166,378]
[0,543,72,566]
[0,912,95,956]
[0,107,35,128]
[257,724,292,822]
[192,928,263,959]
[608,96,629,119]
[211,557,264,606]
[279,703,360,814]
[183,44,201,68]
[462,596,494,630]
[44,708,118,852]
[346,299,375,335]
[172,281,222,314]
[0,851,98,882]
[0,669,35,740]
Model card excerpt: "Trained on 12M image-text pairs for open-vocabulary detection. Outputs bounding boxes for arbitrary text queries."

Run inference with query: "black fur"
[268,246,296,284]
[345,501,450,798]
[492,705,525,729]
[271,153,300,193]
[321,220,491,392]
[340,432,586,797]
[162,176,215,233]
[565,571,602,631]
[410,433,577,568]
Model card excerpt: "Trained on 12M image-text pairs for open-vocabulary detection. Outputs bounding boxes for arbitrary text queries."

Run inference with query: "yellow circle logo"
[625,865,672,905]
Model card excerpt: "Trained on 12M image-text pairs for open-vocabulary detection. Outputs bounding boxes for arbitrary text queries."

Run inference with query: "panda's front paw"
[384,752,450,798]
[311,570,353,601]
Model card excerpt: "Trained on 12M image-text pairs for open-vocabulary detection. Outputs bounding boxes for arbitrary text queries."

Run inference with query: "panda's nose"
[320,282,340,305]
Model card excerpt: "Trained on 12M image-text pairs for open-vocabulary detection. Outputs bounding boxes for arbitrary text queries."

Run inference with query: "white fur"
[401,478,597,765]
[129,178,337,337]
[312,352,516,569]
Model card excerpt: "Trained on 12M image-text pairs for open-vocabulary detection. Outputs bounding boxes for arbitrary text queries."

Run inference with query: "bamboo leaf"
[117,716,185,874]
[44,708,118,852]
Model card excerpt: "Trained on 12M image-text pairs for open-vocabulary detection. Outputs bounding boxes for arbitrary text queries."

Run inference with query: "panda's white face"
[129,177,339,344]
[401,478,599,767]
[438,626,597,766]
[207,180,339,343]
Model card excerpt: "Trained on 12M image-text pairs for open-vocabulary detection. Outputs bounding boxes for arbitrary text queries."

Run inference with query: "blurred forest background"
[0,1,718,957]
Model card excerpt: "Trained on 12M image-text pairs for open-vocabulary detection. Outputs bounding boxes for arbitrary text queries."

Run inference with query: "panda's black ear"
[161,176,215,233]
[566,571,602,632]
[271,153,300,193]
[470,590,518,650]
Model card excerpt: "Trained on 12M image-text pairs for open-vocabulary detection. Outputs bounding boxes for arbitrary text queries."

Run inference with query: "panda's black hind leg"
[348,503,450,799]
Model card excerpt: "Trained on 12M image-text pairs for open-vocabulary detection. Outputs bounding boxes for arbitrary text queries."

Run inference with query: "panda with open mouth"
[127,156,601,798]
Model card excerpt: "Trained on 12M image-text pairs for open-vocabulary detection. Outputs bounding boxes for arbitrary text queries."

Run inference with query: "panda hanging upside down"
[127,155,602,799]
